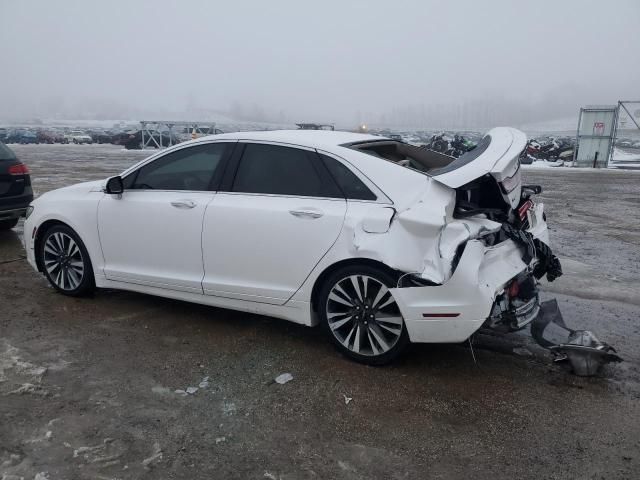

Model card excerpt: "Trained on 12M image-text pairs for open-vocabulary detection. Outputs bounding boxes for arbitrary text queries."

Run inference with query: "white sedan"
[23,129,561,364]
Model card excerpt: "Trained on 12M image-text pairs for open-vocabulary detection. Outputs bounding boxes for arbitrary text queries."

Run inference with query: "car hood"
[35,179,105,202]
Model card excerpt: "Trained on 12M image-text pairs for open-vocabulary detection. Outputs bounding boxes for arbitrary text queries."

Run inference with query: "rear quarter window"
[319,154,377,201]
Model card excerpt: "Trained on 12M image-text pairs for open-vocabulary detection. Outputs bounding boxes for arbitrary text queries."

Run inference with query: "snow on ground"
[522,162,640,173]
[522,162,563,169]
[612,147,640,162]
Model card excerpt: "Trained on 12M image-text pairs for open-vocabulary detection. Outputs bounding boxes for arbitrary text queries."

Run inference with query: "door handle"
[289,208,323,219]
[171,200,197,209]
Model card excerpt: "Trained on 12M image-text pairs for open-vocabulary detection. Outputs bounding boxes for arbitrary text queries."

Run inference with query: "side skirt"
[95,276,313,326]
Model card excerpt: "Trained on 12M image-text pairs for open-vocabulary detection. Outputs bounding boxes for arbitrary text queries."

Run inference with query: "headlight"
[25,205,34,219]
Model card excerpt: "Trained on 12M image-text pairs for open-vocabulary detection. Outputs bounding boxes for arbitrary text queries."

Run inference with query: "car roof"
[194,129,385,150]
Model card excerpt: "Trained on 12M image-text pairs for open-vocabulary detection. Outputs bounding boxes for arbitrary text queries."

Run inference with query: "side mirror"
[105,176,124,195]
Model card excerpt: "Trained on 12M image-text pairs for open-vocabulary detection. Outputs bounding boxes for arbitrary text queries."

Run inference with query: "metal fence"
[139,121,221,150]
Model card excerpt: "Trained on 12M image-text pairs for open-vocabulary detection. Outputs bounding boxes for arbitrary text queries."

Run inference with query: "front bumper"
[23,215,38,271]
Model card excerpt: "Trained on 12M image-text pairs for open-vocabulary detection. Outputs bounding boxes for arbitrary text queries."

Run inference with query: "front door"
[97,142,233,293]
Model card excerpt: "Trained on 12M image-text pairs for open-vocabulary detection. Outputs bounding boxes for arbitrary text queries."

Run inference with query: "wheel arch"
[34,219,77,272]
[310,258,401,314]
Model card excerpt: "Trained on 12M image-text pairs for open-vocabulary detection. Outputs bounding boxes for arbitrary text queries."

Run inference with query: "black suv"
[0,142,33,230]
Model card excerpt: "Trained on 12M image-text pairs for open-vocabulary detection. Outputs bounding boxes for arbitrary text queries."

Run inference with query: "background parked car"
[6,129,38,144]
[0,141,33,230]
[36,130,58,144]
[65,130,93,144]
[89,130,114,144]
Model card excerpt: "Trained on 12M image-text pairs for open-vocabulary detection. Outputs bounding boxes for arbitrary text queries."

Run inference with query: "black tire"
[38,224,95,296]
[0,218,19,230]
[318,265,409,365]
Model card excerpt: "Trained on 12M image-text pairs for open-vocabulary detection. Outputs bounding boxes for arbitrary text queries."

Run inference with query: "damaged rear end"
[373,127,620,375]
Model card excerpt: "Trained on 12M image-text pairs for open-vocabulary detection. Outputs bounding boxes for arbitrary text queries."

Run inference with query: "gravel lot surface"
[1,144,639,479]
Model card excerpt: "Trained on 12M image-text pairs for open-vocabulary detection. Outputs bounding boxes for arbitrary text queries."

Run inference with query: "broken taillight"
[518,199,534,221]
[8,163,29,175]
[507,280,520,298]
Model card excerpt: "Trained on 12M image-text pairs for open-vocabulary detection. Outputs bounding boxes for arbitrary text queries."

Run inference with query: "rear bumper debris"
[530,299,622,376]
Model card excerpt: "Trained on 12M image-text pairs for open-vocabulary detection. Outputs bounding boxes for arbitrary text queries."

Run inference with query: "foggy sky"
[1,0,638,128]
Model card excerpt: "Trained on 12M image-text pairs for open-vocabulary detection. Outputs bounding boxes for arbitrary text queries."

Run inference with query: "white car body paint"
[98,190,215,293]
[24,128,549,344]
[201,192,346,304]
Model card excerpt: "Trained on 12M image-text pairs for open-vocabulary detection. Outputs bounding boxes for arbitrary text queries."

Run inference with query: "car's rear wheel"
[319,265,409,365]
[0,218,19,230]
[39,225,95,296]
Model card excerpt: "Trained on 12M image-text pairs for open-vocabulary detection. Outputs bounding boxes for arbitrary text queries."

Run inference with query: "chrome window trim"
[229,140,341,200]
[213,191,346,202]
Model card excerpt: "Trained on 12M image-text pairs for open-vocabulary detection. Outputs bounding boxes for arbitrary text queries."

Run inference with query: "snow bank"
[612,147,640,162]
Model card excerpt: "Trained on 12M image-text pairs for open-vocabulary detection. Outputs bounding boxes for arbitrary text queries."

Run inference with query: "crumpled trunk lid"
[432,127,527,209]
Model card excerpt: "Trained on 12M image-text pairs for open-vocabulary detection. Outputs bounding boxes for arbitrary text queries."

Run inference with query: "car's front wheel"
[39,224,95,296]
[319,265,409,365]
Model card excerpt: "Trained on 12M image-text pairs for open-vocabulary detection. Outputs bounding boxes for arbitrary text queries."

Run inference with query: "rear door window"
[232,143,340,198]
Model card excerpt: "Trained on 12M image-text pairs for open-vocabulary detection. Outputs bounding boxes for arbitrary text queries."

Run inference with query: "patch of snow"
[0,341,47,383]
[221,401,237,416]
[8,383,48,396]
[151,386,172,395]
[198,376,210,388]
[141,442,163,468]
[72,438,122,464]
[612,147,640,162]
[274,373,293,385]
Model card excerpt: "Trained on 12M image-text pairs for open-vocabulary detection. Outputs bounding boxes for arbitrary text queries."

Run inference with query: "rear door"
[201,142,347,304]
